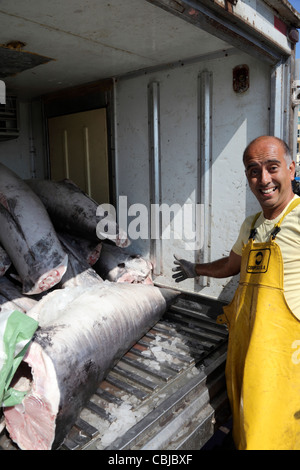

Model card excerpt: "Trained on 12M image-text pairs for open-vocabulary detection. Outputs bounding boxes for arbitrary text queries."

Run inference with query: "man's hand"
[172,255,197,283]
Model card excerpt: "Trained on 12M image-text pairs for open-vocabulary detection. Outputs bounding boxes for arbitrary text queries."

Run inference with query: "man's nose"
[260,167,272,184]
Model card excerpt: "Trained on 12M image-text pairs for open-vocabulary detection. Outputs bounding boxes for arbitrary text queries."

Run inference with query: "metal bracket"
[0,80,5,104]
[148,81,162,276]
[197,71,213,288]
[292,80,300,107]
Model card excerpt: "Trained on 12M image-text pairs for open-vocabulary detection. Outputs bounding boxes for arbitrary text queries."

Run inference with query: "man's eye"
[248,168,259,177]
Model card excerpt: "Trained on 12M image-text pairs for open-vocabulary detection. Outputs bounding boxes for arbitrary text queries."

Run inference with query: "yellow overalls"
[218,198,300,450]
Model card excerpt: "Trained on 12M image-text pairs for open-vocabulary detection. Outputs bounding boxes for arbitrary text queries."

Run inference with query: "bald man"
[173,136,300,450]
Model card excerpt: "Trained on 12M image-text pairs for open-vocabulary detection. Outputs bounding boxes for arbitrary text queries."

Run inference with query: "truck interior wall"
[0,50,272,304]
[0,100,46,179]
[115,50,271,303]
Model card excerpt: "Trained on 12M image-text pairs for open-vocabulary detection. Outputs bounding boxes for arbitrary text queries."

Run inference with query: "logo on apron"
[246,248,271,273]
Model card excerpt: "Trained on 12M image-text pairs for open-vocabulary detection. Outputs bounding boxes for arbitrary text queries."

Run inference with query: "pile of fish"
[0,163,154,295]
[0,163,178,450]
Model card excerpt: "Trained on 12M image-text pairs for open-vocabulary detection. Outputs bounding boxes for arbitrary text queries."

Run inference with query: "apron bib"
[218,199,300,450]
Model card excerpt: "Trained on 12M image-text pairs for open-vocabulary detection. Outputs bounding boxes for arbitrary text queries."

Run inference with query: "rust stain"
[2,40,26,51]
[0,44,54,79]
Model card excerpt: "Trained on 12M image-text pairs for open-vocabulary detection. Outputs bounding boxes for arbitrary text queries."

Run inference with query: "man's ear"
[290,160,296,179]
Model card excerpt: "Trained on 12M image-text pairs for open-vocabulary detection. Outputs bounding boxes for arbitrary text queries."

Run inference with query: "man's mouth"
[260,187,277,195]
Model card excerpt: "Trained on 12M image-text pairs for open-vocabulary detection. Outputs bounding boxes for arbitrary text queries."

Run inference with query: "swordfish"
[94,242,153,284]
[0,164,68,295]
[4,282,179,450]
[26,178,129,247]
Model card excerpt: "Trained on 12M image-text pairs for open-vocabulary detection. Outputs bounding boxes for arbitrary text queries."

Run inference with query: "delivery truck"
[0,0,299,450]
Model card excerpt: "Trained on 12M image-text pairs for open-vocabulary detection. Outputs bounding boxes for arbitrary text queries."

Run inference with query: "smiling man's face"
[244,136,295,219]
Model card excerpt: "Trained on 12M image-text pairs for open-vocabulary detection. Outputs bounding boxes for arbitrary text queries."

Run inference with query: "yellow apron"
[218,198,300,450]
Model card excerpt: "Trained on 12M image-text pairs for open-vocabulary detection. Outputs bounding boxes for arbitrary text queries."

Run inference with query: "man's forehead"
[244,140,285,163]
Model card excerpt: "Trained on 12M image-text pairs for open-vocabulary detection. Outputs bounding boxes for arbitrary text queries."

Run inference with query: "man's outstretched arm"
[172,250,241,283]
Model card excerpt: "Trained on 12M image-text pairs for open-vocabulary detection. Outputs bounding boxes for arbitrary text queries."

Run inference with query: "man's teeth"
[261,188,276,194]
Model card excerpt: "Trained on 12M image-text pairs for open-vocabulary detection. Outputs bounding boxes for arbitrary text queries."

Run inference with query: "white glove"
[172,255,197,283]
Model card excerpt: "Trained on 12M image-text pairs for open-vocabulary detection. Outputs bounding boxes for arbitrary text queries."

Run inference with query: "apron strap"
[248,198,300,241]
[270,197,300,239]
[248,212,261,240]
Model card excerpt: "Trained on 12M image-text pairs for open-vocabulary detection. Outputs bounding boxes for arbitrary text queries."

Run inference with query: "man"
[173,136,300,450]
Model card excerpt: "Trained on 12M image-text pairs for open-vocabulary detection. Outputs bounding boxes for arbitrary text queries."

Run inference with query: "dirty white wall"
[115,50,270,302]
[0,100,46,179]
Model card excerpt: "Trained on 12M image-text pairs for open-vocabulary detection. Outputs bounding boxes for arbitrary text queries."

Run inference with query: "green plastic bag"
[0,310,38,407]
